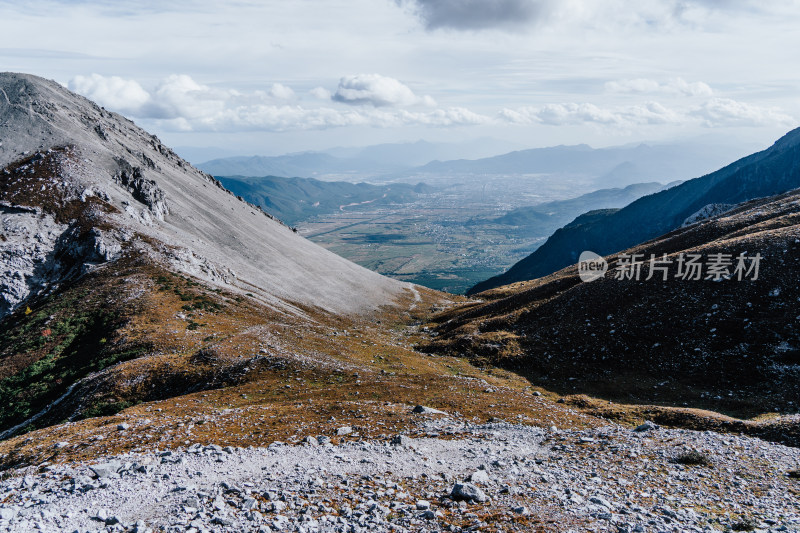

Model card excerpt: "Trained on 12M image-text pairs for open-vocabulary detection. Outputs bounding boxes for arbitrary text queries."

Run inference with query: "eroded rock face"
[113,158,169,221]
[682,203,735,227]
[0,204,66,318]
[0,203,125,319]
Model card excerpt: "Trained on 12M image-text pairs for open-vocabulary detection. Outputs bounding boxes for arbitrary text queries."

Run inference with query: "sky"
[1,0,799,158]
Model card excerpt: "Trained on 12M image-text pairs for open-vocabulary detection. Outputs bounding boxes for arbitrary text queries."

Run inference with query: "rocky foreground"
[0,416,798,533]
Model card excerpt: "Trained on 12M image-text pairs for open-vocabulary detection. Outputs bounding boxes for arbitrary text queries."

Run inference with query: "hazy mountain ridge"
[217,175,431,226]
[416,142,749,187]
[470,127,800,294]
[490,182,674,234]
[198,139,750,187]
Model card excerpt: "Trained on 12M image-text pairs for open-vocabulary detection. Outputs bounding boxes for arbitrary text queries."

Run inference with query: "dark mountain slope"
[422,187,800,425]
[470,128,800,294]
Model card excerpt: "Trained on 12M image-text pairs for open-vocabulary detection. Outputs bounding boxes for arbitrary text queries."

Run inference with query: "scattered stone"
[390,435,412,447]
[117,423,130,431]
[451,483,488,503]
[634,421,659,433]
[412,405,446,415]
[469,470,490,484]
[336,426,353,436]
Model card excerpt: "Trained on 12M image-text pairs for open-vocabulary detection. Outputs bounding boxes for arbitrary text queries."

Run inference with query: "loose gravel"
[1,418,798,532]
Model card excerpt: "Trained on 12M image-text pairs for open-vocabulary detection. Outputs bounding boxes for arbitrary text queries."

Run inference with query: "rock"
[90,462,121,479]
[336,426,353,436]
[532,391,542,396]
[590,496,612,509]
[451,483,488,503]
[412,405,446,415]
[0,508,17,521]
[416,500,431,510]
[513,506,530,515]
[634,421,659,433]
[117,423,130,431]
[469,470,490,484]
[390,435,412,447]
[212,515,234,526]
[303,436,319,446]
[271,501,287,513]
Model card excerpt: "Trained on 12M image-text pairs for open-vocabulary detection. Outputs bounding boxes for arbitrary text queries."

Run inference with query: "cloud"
[309,87,332,100]
[605,77,713,97]
[67,73,485,132]
[499,101,681,127]
[332,74,435,107]
[692,98,796,127]
[68,74,152,115]
[268,83,295,100]
[398,0,553,31]
[499,97,796,129]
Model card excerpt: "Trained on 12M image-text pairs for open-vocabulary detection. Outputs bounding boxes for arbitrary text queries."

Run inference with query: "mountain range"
[198,139,750,188]
[470,128,800,294]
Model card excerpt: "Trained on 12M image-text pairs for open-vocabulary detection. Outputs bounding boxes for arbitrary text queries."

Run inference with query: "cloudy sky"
[1,0,799,157]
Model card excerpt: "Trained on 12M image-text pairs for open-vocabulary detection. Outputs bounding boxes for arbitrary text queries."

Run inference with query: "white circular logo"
[578,250,607,282]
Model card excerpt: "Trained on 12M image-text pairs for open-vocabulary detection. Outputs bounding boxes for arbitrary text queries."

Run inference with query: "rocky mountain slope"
[470,128,800,294]
[0,73,404,318]
[0,72,421,438]
[424,186,800,428]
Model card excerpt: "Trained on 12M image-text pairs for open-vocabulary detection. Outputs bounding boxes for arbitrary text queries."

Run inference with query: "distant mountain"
[217,175,430,226]
[197,152,373,180]
[469,128,800,294]
[491,182,673,236]
[418,142,750,187]
[198,138,524,179]
[198,140,749,185]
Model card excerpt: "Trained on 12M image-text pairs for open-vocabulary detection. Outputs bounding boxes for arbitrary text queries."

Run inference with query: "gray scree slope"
[0,72,410,315]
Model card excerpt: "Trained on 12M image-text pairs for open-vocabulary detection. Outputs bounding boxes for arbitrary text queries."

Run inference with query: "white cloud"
[68,74,152,115]
[605,77,713,97]
[499,101,681,126]
[499,97,796,130]
[67,73,484,132]
[309,87,332,100]
[692,98,796,127]
[268,83,295,100]
[332,74,435,107]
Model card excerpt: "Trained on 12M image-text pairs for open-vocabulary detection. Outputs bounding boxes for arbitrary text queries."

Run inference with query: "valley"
[1,73,799,533]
